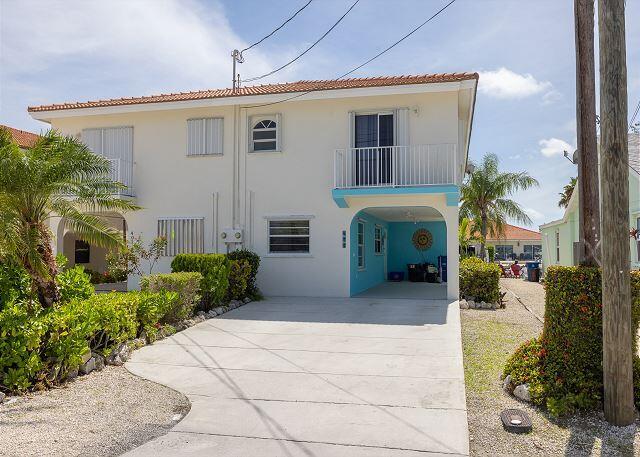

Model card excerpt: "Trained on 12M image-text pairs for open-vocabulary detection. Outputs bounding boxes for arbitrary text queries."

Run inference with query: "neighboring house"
[1,124,39,149]
[468,223,542,261]
[29,73,479,299]
[540,132,640,272]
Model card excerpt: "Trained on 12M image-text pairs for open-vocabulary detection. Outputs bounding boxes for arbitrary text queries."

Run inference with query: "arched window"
[250,116,280,152]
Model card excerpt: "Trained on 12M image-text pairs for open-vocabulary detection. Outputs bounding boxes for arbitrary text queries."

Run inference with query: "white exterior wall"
[46,87,470,298]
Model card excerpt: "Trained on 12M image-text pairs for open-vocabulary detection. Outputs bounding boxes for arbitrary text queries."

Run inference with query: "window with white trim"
[157,218,205,256]
[187,117,223,156]
[268,219,309,253]
[555,230,560,263]
[636,217,640,261]
[250,115,280,152]
[374,225,383,255]
[357,221,365,269]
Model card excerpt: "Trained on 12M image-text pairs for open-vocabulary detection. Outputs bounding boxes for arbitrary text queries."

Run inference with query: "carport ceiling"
[363,206,444,222]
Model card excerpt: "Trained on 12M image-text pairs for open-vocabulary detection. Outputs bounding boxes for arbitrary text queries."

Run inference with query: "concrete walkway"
[124,296,468,456]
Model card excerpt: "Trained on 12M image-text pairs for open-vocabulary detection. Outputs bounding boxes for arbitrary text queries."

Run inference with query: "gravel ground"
[462,278,640,456]
[0,366,190,457]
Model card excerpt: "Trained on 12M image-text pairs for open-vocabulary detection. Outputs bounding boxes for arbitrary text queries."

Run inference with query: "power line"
[240,0,314,55]
[242,0,360,83]
[629,99,640,130]
[241,0,457,110]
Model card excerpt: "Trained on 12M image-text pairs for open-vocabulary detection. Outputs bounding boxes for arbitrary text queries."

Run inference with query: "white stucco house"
[29,73,478,300]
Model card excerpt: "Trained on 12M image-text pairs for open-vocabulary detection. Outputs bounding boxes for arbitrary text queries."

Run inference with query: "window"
[74,240,90,264]
[82,127,133,160]
[523,244,542,260]
[555,230,560,263]
[357,221,365,269]
[250,115,280,152]
[268,220,310,253]
[495,245,514,261]
[157,218,204,256]
[187,118,223,156]
[353,112,394,186]
[374,226,383,254]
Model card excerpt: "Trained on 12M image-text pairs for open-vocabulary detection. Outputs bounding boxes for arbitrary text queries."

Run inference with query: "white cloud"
[539,137,574,158]
[0,0,273,90]
[477,67,553,100]
[523,207,545,222]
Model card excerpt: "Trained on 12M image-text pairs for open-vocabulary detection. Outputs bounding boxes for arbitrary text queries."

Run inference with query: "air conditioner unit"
[221,228,243,243]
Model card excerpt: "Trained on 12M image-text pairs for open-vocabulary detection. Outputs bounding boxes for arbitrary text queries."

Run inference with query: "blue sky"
[1,0,639,228]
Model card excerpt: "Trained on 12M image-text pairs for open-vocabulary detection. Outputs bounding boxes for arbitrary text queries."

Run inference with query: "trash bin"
[525,261,540,282]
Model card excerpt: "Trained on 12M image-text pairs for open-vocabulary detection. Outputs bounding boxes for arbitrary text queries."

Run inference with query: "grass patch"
[462,317,535,395]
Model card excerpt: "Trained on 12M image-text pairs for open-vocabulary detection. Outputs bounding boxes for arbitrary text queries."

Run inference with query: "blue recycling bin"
[525,261,540,282]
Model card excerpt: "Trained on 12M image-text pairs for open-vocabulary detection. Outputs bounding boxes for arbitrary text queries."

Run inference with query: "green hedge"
[141,272,202,323]
[227,249,261,297]
[0,290,179,393]
[171,254,230,308]
[503,266,640,415]
[459,257,501,303]
[227,260,251,301]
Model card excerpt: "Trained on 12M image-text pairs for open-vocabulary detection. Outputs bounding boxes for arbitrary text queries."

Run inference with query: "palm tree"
[458,217,482,258]
[558,177,577,208]
[0,128,139,308]
[460,153,539,259]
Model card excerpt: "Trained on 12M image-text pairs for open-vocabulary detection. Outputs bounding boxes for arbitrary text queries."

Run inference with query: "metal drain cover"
[500,409,532,433]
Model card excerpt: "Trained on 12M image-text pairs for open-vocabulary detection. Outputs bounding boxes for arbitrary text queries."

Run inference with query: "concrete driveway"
[124,296,468,456]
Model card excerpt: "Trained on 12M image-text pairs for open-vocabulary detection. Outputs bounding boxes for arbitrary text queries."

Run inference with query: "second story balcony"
[107,158,135,197]
[333,144,458,189]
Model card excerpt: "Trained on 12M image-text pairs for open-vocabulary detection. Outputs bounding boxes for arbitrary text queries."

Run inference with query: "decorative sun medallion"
[412,229,433,250]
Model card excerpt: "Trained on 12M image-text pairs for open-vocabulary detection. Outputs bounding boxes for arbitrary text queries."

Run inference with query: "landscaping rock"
[193,315,205,324]
[0,392,6,403]
[80,357,96,375]
[106,342,131,366]
[513,383,531,402]
[230,300,242,308]
[80,350,92,365]
[93,354,105,371]
[67,368,79,380]
[131,338,146,349]
[206,310,217,318]
[459,300,469,309]
[243,297,251,304]
[214,307,224,315]
[502,375,511,390]
[468,300,475,309]
[197,311,206,318]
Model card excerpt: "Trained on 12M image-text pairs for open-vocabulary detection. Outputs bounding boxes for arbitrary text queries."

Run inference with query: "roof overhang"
[29,80,478,122]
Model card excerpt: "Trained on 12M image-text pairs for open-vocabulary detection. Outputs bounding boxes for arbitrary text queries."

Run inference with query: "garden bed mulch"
[0,366,189,457]
[462,278,640,456]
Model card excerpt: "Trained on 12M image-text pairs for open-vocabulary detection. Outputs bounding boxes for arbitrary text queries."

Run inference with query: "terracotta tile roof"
[28,72,478,113]
[467,222,541,242]
[1,125,39,148]
[486,223,541,242]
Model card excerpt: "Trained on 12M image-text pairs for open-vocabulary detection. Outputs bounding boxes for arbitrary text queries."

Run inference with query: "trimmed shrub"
[227,260,251,301]
[227,249,261,297]
[140,272,202,323]
[135,291,179,342]
[56,265,94,302]
[503,266,640,416]
[0,262,32,308]
[459,257,501,303]
[171,254,230,308]
[0,300,46,391]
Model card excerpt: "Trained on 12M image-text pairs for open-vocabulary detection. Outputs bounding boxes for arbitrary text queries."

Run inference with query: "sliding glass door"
[354,113,394,186]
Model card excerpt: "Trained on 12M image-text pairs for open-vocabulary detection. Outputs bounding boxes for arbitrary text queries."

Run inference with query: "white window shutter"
[188,118,223,155]
[157,217,204,256]
[348,111,355,148]
[394,108,409,147]
[103,127,133,161]
[81,129,103,155]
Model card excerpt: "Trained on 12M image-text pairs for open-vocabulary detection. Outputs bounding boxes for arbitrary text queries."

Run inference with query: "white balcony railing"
[333,144,457,189]
[107,158,135,197]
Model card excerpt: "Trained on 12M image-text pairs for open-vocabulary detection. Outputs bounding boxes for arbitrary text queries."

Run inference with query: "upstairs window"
[81,126,133,161]
[250,115,280,152]
[187,117,223,156]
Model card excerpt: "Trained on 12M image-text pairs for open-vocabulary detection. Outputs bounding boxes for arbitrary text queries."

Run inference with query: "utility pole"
[598,0,635,426]
[231,49,244,91]
[574,0,600,266]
